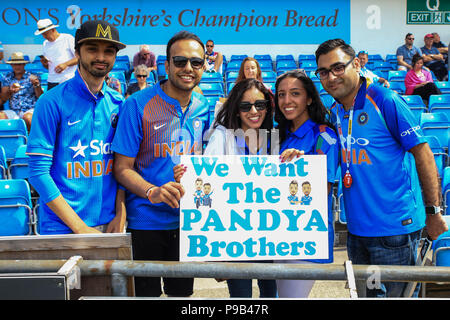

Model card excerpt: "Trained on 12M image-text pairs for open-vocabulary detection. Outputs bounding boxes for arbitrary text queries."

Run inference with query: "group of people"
[0,17,444,299]
[397,32,448,104]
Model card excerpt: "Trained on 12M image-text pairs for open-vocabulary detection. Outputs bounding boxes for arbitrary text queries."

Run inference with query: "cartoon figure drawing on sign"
[194,178,203,208]
[202,183,213,208]
[287,180,300,205]
[300,181,312,205]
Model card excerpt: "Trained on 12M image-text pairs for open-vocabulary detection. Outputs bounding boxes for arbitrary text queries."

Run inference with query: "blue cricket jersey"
[26,69,124,234]
[111,81,210,230]
[280,119,339,263]
[330,78,426,237]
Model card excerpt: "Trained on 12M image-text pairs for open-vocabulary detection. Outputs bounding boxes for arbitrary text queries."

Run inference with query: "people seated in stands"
[133,44,157,81]
[357,50,390,88]
[421,34,448,81]
[0,52,43,131]
[204,40,223,73]
[432,32,448,64]
[126,64,150,98]
[404,53,441,105]
[396,33,422,71]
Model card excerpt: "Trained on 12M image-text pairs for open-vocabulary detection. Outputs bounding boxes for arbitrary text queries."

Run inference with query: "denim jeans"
[227,279,277,298]
[347,229,421,298]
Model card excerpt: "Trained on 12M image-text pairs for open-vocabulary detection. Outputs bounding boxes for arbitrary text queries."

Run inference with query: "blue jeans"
[227,279,277,298]
[347,229,421,297]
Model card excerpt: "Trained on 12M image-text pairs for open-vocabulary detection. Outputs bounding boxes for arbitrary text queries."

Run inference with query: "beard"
[79,58,112,78]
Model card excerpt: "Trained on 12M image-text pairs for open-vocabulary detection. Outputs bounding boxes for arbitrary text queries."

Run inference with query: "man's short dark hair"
[166,30,205,61]
[405,33,413,39]
[315,38,355,63]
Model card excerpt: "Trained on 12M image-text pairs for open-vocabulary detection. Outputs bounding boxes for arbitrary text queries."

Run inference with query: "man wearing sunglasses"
[112,30,210,297]
[205,39,223,73]
[396,33,423,71]
[316,39,447,298]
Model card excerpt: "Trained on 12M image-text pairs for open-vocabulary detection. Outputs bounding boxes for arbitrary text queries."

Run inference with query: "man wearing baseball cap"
[35,18,78,90]
[26,20,127,235]
[421,33,448,81]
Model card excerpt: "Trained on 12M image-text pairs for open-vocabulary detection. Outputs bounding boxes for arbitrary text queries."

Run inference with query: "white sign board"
[179,155,329,262]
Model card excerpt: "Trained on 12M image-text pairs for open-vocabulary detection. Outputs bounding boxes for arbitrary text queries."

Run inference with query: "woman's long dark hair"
[214,78,274,130]
[274,70,335,143]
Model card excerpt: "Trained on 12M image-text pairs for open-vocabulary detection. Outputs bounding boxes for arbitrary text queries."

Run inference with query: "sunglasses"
[239,100,268,112]
[172,56,205,69]
[407,37,414,40]
[136,74,147,78]
[206,45,214,48]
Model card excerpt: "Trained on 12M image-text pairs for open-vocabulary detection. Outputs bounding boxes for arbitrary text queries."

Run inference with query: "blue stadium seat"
[109,71,126,84]
[0,179,33,236]
[389,82,406,95]
[298,54,315,64]
[201,72,223,83]
[112,61,129,73]
[0,119,28,160]
[401,95,427,121]
[265,82,275,92]
[9,144,29,179]
[429,95,450,114]
[276,60,297,74]
[372,61,394,73]
[420,112,450,148]
[258,60,273,71]
[254,54,272,62]
[432,216,450,266]
[435,82,450,94]
[157,62,166,79]
[442,167,450,215]
[227,82,235,95]
[198,82,224,97]
[385,54,398,67]
[0,146,7,179]
[25,62,47,73]
[276,54,294,62]
[388,70,407,82]
[423,135,446,178]
[261,71,277,83]
[224,60,242,74]
[40,72,48,84]
[225,71,239,84]
[205,96,220,112]
[368,54,384,63]
[0,64,12,72]
[300,61,317,73]
[229,55,247,62]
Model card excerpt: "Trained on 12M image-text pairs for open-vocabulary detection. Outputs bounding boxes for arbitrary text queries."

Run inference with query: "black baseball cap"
[75,20,126,51]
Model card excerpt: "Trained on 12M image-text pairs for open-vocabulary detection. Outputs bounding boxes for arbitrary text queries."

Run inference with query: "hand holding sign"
[148,181,185,209]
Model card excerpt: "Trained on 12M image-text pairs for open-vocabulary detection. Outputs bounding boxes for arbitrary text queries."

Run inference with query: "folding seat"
[372,61,394,73]
[229,55,247,63]
[254,54,272,63]
[261,71,277,83]
[442,167,450,215]
[388,70,407,82]
[298,54,315,64]
[401,95,427,122]
[9,144,29,179]
[224,60,242,74]
[368,54,384,63]
[112,61,129,73]
[200,71,223,84]
[0,179,33,236]
[389,82,406,95]
[300,61,317,73]
[0,64,12,72]
[432,216,450,266]
[385,54,398,68]
[40,72,48,85]
[435,82,450,94]
[423,135,446,179]
[276,60,297,74]
[0,119,28,161]
[226,82,235,95]
[429,95,450,115]
[258,60,273,71]
[198,82,224,97]
[276,54,294,62]
[0,146,7,179]
[420,112,450,148]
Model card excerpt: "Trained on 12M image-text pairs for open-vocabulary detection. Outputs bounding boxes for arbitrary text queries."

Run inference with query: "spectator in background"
[396,33,422,71]
[357,51,390,88]
[106,73,123,95]
[205,40,223,74]
[421,34,448,81]
[133,45,157,81]
[0,52,43,131]
[35,18,78,90]
[125,64,150,98]
[404,54,441,104]
[236,57,263,83]
[432,32,448,64]
[0,41,5,64]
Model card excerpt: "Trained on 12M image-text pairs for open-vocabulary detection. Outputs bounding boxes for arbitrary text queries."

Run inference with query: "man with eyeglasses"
[111,30,210,297]
[205,39,223,73]
[315,39,448,298]
[396,33,423,71]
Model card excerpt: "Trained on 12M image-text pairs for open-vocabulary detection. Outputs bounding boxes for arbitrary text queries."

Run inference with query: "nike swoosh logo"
[68,120,81,126]
[154,123,166,130]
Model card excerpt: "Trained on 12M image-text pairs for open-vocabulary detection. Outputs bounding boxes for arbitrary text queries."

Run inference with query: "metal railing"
[1,259,450,298]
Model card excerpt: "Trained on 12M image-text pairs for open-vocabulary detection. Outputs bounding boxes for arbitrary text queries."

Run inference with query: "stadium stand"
[420,112,450,148]
[432,216,450,266]
[9,144,29,180]
[0,146,7,179]
[0,119,28,161]
[443,167,450,215]
[429,95,450,115]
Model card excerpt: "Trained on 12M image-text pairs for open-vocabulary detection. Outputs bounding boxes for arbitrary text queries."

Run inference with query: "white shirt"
[43,33,76,83]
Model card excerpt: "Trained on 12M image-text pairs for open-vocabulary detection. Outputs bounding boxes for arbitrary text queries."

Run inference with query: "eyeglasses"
[239,100,268,112]
[315,57,355,80]
[136,74,147,78]
[407,37,414,40]
[171,56,205,69]
[206,45,214,48]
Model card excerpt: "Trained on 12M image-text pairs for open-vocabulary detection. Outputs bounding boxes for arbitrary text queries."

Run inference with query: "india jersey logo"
[358,112,369,125]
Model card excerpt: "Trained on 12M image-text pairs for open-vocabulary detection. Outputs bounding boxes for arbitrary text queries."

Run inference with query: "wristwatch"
[425,205,442,215]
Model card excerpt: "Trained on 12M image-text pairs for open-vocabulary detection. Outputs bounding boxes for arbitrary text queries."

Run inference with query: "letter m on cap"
[96,24,112,40]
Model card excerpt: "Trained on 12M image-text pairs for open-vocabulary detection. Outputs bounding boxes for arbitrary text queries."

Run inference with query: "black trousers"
[412,82,441,103]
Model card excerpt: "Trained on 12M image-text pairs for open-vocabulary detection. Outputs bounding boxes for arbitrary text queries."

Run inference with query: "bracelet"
[146,185,156,202]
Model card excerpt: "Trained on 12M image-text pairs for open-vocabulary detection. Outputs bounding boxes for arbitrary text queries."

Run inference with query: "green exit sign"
[407,0,450,24]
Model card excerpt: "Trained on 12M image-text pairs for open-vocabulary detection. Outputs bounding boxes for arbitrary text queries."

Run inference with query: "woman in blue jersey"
[274,69,339,298]
[175,78,302,298]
